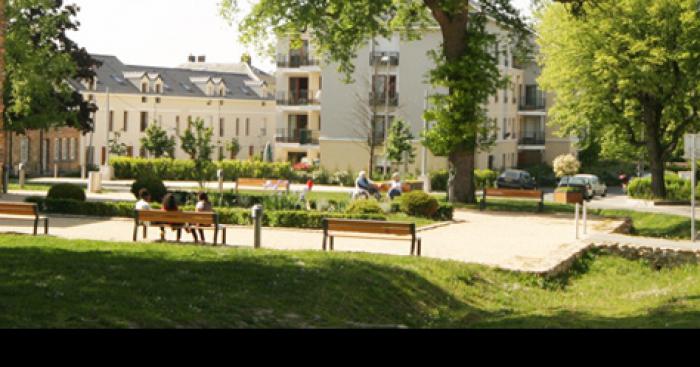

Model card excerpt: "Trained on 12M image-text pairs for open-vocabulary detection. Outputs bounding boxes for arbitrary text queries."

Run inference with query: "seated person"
[160,193,197,242]
[135,188,152,210]
[388,173,403,201]
[355,171,381,200]
[195,192,213,243]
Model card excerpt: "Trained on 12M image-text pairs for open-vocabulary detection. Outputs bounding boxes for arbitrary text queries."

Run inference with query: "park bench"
[0,202,49,235]
[133,210,226,245]
[235,178,290,194]
[479,188,544,213]
[322,218,422,256]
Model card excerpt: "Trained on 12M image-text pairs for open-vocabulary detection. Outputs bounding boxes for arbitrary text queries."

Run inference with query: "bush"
[523,163,557,187]
[430,170,449,191]
[434,203,454,221]
[400,191,439,218]
[28,198,152,217]
[582,160,638,186]
[431,169,497,191]
[346,199,384,215]
[628,173,700,201]
[110,157,294,181]
[47,184,86,202]
[553,154,581,178]
[130,176,168,203]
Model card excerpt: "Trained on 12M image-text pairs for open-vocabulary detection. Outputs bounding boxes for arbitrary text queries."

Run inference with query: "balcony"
[369,92,399,107]
[518,131,546,146]
[276,90,321,106]
[369,51,400,66]
[276,54,320,68]
[519,90,547,111]
[275,128,320,145]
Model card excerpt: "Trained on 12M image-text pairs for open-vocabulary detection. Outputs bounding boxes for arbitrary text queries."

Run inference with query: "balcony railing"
[276,90,321,106]
[369,92,399,107]
[518,131,546,146]
[275,128,320,145]
[519,91,547,111]
[276,54,320,68]
[369,51,400,66]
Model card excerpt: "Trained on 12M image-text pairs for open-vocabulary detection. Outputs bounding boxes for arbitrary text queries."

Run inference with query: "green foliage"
[385,119,416,167]
[179,117,214,187]
[4,0,99,133]
[537,0,700,198]
[628,174,700,201]
[108,132,128,156]
[431,169,497,191]
[523,163,557,187]
[225,138,241,159]
[346,199,384,215]
[582,160,638,186]
[434,203,454,221]
[140,123,176,158]
[554,186,583,193]
[29,198,150,217]
[400,191,439,218]
[110,157,294,181]
[431,170,450,192]
[47,184,86,202]
[130,177,167,203]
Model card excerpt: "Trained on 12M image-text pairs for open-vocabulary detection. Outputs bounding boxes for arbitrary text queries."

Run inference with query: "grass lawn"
[454,197,697,240]
[8,180,54,192]
[1,234,700,328]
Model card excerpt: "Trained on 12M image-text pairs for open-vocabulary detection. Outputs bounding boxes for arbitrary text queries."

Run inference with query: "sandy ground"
[0,210,621,273]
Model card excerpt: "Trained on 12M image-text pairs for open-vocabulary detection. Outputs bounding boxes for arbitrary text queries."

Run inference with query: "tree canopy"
[4,0,99,134]
[537,0,700,198]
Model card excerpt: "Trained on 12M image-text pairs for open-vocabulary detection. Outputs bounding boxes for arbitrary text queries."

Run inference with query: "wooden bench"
[480,188,544,213]
[133,210,226,245]
[235,178,290,193]
[0,202,49,235]
[322,218,422,256]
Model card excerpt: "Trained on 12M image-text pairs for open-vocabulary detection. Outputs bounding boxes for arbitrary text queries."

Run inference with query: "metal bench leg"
[417,239,422,257]
[322,233,327,251]
[411,238,416,256]
[222,228,226,246]
[44,218,49,235]
[330,236,335,251]
[143,225,147,239]
[214,228,219,246]
[133,224,138,242]
[33,218,39,236]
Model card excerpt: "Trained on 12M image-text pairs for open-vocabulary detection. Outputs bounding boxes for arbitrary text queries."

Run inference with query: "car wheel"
[602,190,607,198]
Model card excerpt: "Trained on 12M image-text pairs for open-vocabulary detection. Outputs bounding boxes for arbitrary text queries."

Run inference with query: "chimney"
[188,54,196,63]
[197,55,206,63]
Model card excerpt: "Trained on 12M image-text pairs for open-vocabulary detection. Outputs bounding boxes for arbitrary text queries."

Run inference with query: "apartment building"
[73,55,276,171]
[283,26,575,174]
[273,37,322,164]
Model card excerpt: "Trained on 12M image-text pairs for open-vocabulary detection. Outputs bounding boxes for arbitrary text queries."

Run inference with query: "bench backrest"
[135,210,218,225]
[0,202,38,216]
[237,178,290,190]
[484,188,542,199]
[378,182,414,193]
[324,219,415,236]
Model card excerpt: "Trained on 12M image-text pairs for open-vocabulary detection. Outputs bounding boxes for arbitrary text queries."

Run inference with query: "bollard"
[575,203,580,240]
[18,163,25,189]
[54,164,58,178]
[81,165,86,180]
[252,204,263,249]
[583,201,588,235]
[217,169,224,207]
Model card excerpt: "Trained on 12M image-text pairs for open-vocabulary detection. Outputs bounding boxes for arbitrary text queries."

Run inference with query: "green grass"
[8,180,54,192]
[453,197,697,240]
[1,235,700,328]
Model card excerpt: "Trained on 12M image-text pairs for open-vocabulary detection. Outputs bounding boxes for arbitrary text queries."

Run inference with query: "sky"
[67,0,534,73]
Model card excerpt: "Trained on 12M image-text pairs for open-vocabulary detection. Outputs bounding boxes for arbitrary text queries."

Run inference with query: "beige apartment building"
[277,26,575,174]
[72,55,276,170]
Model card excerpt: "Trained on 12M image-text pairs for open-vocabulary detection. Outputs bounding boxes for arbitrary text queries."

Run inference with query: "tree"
[179,117,214,188]
[349,74,385,178]
[220,0,531,204]
[108,131,127,156]
[225,137,240,159]
[385,118,415,173]
[4,0,98,134]
[140,122,175,158]
[537,0,700,198]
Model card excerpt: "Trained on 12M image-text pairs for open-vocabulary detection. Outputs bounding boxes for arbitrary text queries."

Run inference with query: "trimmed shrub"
[431,169,497,191]
[434,203,454,221]
[130,176,168,203]
[400,191,439,218]
[110,157,295,181]
[47,184,86,202]
[628,173,700,201]
[346,199,384,215]
[431,170,449,191]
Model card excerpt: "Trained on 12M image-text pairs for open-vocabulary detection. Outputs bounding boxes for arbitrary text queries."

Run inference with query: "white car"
[575,174,608,198]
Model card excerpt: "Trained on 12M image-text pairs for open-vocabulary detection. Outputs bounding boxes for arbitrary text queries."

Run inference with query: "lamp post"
[381,54,391,175]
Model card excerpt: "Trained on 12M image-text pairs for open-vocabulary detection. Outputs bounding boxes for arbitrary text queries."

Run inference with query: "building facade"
[278,26,576,174]
[74,55,276,170]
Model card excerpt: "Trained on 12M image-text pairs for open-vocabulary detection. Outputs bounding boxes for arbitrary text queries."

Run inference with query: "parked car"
[558,174,607,200]
[496,169,537,189]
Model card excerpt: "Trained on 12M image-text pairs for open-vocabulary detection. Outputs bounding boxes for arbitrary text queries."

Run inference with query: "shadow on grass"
[0,243,479,328]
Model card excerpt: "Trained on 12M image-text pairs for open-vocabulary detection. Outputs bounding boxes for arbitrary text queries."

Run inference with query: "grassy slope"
[1,235,700,328]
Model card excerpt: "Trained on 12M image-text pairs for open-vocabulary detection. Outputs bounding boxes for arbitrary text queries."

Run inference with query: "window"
[62,138,69,161]
[108,111,114,132]
[140,112,148,132]
[155,83,162,94]
[20,137,29,163]
[219,118,225,137]
[142,97,147,103]
[218,146,224,161]
[140,147,146,158]
[176,116,181,135]
[54,138,61,162]
[123,111,129,131]
[246,118,250,136]
[236,118,240,136]
[502,118,507,140]
[372,75,397,98]
[141,82,148,93]
[319,76,322,90]
[249,145,254,157]
[71,138,77,160]
[503,88,508,104]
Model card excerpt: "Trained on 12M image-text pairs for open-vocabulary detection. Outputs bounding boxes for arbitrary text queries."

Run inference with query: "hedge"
[430,169,497,191]
[110,157,295,181]
[628,173,700,201]
[26,198,385,229]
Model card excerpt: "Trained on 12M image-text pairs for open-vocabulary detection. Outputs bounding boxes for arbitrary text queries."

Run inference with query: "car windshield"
[560,176,587,185]
[505,171,519,179]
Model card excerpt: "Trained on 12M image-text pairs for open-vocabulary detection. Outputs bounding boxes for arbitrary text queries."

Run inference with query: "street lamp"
[381,55,391,175]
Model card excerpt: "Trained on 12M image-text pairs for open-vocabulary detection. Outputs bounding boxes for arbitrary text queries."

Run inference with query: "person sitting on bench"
[135,188,152,210]
[195,192,213,243]
[160,193,197,242]
[388,173,403,201]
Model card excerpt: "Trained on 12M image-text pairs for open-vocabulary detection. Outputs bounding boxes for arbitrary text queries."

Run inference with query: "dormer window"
[141,82,148,94]
[155,83,162,94]
[219,86,225,97]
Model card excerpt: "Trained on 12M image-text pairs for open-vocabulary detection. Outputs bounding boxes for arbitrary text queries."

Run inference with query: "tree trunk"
[450,147,475,204]
[642,99,666,199]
